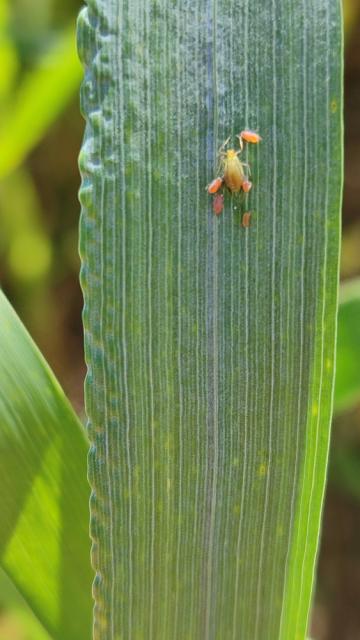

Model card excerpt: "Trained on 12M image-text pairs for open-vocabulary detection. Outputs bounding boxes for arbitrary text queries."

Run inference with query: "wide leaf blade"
[78,1,343,638]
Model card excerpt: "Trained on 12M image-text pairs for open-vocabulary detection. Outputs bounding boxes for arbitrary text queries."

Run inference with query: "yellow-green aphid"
[218,135,249,193]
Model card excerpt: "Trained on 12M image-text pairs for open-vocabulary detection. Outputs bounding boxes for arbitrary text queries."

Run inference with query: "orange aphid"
[242,212,252,228]
[213,193,224,215]
[240,129,262,144]
[242,179,252,193]
[207,176,223,194]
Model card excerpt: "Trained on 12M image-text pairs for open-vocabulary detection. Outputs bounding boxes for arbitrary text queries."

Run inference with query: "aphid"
[242,179,252,193]
[218,137,249,193]
[242,212,252,228]
[207,176,223,194]
[223,149,245,192]
[239,129,262,144]
[213,193,224,216]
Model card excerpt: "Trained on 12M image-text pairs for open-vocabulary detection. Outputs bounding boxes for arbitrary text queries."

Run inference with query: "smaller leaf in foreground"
[0,290,91,640]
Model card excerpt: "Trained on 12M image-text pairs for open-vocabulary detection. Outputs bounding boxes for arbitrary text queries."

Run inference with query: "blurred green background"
[0,0,359,638]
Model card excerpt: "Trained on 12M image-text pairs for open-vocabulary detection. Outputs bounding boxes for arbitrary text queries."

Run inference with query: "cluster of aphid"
[207,129,262,227]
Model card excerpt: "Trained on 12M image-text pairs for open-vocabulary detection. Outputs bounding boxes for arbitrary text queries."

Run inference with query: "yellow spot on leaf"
[312,403,318,417]
[164,436,173,451]
[258,463,267,477]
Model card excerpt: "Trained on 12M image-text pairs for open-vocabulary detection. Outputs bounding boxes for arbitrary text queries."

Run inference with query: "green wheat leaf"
[78,1,343,638]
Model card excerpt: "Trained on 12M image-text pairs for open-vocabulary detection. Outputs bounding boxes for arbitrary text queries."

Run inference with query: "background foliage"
[0,0,359,638]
